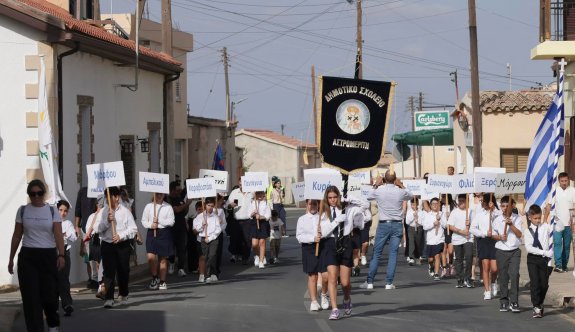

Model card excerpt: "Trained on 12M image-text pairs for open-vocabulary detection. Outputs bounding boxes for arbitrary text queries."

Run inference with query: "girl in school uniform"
[470,193,501,300]
[141,193,175,291]
[250,191,272,268]
[423,197,447,281]
[296,199,343,313]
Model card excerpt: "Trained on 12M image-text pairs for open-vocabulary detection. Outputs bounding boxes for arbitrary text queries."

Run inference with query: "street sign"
[414,111,450,131]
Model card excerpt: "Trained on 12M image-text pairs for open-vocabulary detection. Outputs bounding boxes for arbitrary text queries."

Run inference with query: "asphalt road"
[9,208,575,331]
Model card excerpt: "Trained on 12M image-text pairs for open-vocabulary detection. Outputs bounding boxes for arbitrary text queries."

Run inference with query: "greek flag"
[525,67,565,241]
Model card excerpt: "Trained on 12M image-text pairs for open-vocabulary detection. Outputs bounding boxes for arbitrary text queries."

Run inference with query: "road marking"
[315,318,333,332]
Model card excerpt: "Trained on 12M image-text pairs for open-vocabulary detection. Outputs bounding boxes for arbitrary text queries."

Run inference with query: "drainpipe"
[57,43,80,180]
[163,73,180,173]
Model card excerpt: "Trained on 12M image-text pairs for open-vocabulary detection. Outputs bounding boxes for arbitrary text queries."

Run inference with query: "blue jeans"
[367,221,403,284]
[553,226,572,270]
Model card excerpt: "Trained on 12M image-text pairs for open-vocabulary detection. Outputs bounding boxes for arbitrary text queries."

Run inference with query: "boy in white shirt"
[492,196,523,313]
[524,204,553,318]
[447,195,475,288]
[57,200,77,316]
[405,198,424,266]
[422,197,446,281]
[269,210,284,264]
[193,197,223,282]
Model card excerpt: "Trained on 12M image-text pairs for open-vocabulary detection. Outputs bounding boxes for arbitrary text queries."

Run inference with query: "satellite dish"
[392,143,411,162]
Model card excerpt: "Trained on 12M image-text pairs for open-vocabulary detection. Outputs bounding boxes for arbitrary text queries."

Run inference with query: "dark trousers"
[496,248,521,304]
[227,218,243,256]
[56,249,73,309]
[201,238,219,276]
[101,240,131,300]
[238,219,252,260]
[216,233,224,275]
[454,242,473,282]
[273,203,287,232]
[403,221,410,257]
[18,247,60,332]
[187,222,199,272]
[408,226,424,259]
[170,225,187,270]
[527,254,553,307]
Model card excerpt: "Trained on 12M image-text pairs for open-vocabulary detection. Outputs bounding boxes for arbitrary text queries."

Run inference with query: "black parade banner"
[318,76,393,174]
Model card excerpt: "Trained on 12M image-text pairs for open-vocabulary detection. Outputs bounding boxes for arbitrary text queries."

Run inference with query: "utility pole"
[281,124,285,136]
[137,0,145,23]
[354,0,363,79]
[311,65,318,145]
[450,70,460,103]
[468,0,482,168]
[162,0,175,175]
[223,47,231,124]
[408,96,417,177]
[418,92,423,112]
[507,63,512,91]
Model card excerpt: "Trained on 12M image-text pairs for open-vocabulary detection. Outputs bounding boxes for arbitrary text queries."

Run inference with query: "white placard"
[426,175,454,193]
[86,161,126,198]
[199,169,229,192]
[348,184,372,199]
[402,179,427,195]
[139,172,170,194]
[291,182,306,203]
[304,173,344,200]
[244,172,269,189]
[349,171,371,185]
[186,178,217,199]
[495,172,527,195]
[474,173,498,193]
[421,187,440,201]
[452,174,475,194]
[304,168,341,176]
[241,174,269,193]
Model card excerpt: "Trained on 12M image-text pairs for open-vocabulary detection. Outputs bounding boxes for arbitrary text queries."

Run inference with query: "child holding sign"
[192,197,223,283]
[250,191,272,269]
[423,197,447,281]
[141,193,175,290]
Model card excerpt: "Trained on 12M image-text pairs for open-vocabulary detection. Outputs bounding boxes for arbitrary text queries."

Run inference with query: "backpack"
[20,204,56,221]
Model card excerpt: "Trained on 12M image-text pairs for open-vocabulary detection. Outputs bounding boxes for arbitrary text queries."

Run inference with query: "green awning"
[392,128,453,146]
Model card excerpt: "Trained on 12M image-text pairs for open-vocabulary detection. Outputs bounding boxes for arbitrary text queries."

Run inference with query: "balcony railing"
[540,0,575,42]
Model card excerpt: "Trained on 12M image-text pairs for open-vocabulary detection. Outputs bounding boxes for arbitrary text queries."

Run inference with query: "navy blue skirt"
[477,237,497,260]
[425,243,444,257]
[250,219,271,239]
[361,221,372,243]
[146,228,175,257]
[352,228,362,250]
[301,242,322,274]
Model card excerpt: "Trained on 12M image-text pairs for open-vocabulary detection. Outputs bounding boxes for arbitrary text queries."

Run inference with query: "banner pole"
[106,188,117,238]
[153,193,157,238]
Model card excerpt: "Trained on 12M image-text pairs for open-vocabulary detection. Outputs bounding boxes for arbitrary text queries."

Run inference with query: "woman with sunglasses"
[8,179,65,332]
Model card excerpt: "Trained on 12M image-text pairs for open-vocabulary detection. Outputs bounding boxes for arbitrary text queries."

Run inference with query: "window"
[175,80,181,102]
[500,148,529,201]
[149,129,160,172]
[77,96,94,186]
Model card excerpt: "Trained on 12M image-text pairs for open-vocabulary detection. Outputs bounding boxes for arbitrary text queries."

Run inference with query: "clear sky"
[101,0,551,146]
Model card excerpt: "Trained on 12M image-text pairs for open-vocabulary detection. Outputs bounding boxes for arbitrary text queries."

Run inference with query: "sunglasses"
[29,191,45,197]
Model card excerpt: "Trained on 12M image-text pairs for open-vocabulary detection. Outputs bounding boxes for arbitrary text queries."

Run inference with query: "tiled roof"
[239,129,316,149]
[463,89,554,113]
[18,0,181,67]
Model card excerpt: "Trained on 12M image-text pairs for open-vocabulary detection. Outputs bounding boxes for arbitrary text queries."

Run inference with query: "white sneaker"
[359,281,373,289]
[178,269,187,277]
[259,262,265,269]
[104,300,114,308]
[310,301,320,311]
[320,293,329,310]
[491,283,498,297]
[385,284,396,290]
[263,257,267,265]
[361,255,367,266]
[48,327,59,332]
[209,274,218,282]
[168,263,175,275]
[254,256,260,267]
[484,290,492,300]
[158,282,167,290]
[199,274,205,283]
[274,258,280,264]
[118,295,129,306]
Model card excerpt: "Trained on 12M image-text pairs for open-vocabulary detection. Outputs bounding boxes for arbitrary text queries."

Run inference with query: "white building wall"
[0,16,44,286]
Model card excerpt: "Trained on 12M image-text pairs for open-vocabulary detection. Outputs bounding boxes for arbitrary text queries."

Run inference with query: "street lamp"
[231,98,248,122]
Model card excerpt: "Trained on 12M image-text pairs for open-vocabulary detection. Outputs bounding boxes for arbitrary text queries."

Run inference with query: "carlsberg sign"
[414,111,450,131]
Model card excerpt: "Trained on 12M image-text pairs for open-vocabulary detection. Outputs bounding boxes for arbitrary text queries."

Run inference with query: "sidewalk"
[518,245,575,308]
[0,263,150,332]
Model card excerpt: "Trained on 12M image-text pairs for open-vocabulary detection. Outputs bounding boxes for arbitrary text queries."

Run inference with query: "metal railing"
[542,1,575,41]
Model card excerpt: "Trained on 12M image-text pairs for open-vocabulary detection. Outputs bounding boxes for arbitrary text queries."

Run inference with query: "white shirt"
[193,210,223,242]
[493,213,522,251]
[470,208,501,238]
[323,206,343,238]
[422,211,446,245]
[16,204,61,248]
[367,184,413,221]
[217,208,227,232]
[342,197,370,235]
[524,222,553,265]
[269,219,284,239]
[227,188,254,220]
[296,212,343,244]
[447,208,474,245]
[141,201,175,229]
[85,211,101,236]
[554,186,575,228]
[97,205,138,243]
[405,208,422,228]
[62,219,77,250]
[250,200,272,221]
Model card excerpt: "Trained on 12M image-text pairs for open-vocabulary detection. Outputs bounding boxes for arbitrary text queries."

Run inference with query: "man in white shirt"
[550,172,575,272]
[227,182,254,265]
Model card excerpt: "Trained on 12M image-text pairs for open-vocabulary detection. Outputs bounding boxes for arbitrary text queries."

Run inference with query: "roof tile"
[241,129,316,148]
